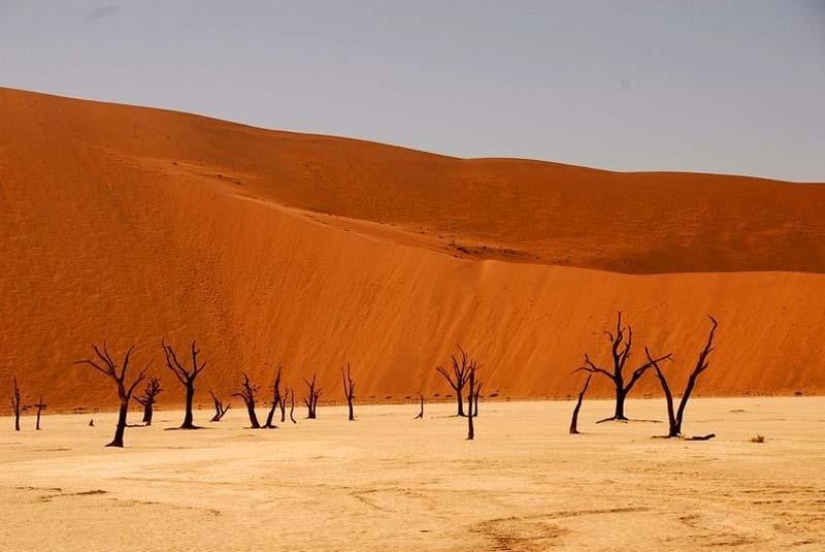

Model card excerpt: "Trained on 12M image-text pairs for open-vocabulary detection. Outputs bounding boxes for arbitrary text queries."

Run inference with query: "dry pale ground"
[0,397,823,551]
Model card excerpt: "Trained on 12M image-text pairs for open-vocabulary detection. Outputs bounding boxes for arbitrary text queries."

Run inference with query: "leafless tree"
[342,363,355,421]
[466,363,478,440]
[263,366,283,429]
[11,377,22,431]
[288,388,297,423]
[209,391,230,422]
[574,312,671,422]
[232,373,261,429]
[75,343,148,447]
[646,317,719,438]
[436,345,474,417]
[34,396,47,430]
[414,392,425,420]
[569,375,592,434]
[303,373,322,419]
[134,378,163,426]
[161,338,207,429]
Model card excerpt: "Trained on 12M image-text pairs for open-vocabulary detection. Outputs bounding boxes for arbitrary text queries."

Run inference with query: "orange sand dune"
[1,87,823,410]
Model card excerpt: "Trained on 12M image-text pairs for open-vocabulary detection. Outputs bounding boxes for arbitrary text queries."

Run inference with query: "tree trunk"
[467,371,475,440]
[289,390,296,424]
[142,402,154,426]
[456,389,465,417]
[414,393,424,419]
[181,384,196,429]
[569,375,592,434]
[614,389,628,421]
[107,399,129,448]
[246,401,261,429]
[347,398,354,421]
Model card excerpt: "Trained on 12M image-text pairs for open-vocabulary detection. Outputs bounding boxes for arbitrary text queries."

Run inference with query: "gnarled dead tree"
[342,363,355,421]
[161,339,207,429]
[209,391,230,422]
[76,343,148,447]
[569,374,592,434]
[436,345,473,417]
[134,378,163,426]
[288,388,297,423]
[34,396,47,430]
[11,377,22,431]
[467,362,478,440]
[303,373,322,419]
[232,373,261,429]
[263,366,283,429]
[646,317,719,438]
[575,312,672,421]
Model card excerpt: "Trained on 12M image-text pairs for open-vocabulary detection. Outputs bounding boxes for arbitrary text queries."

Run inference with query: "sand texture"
[1,87,824,409]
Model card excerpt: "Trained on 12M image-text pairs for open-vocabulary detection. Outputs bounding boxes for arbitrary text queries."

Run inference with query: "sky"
[0,1,823,182]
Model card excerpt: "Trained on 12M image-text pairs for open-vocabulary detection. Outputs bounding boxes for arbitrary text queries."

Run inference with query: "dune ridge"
[1,87,823,409]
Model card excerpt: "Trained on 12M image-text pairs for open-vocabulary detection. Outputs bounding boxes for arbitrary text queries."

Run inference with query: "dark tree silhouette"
[569,374,592,435]
[76,344,148,447]
[303,373,322,419]
[342,363,355,421]
[646,317,719,438]
[161,339,206,429]
[232,373,261,429]
[574,312,671,421]
[436,345,473,417]
[263,366,283,429]
[466,362,478,440]
[414,392,425,420]
[134,378,163,426]
[209,391,230,422]
[11,377,22,431]
[288,388,297,423]
[34,396,47,430]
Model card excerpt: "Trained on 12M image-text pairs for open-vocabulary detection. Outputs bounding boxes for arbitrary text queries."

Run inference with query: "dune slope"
[1,87,823,409]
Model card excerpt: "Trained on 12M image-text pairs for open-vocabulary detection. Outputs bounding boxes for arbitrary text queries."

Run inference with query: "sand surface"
[1,87,824,408]
[1,398,823,551]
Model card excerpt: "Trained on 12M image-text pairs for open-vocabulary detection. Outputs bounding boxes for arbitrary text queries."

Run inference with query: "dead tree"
[574,312,671,421]
[646,317,719,438]
[11,377,22,431]
[466,363,478,440]
[289,388,297,423]
[161,338,207,429]
[263,366,284,429]
[76,343,148,447]
[436,345,473,417]
[209,391,230,422]
[34,396,47,430]
[303,373,322,419]
[569,374,592,434]
[232,373,261,429]
[342,363,355,421]
[134,378,163,426]
[414,392,425,420]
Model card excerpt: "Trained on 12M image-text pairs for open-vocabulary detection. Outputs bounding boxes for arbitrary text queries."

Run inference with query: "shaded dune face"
[0,87,823,409]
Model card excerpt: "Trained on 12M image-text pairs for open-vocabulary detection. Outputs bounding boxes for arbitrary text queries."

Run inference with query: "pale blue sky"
[1,1,823,181]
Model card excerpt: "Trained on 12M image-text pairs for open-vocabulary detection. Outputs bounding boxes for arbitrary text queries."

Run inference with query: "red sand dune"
[1,87,824,410]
